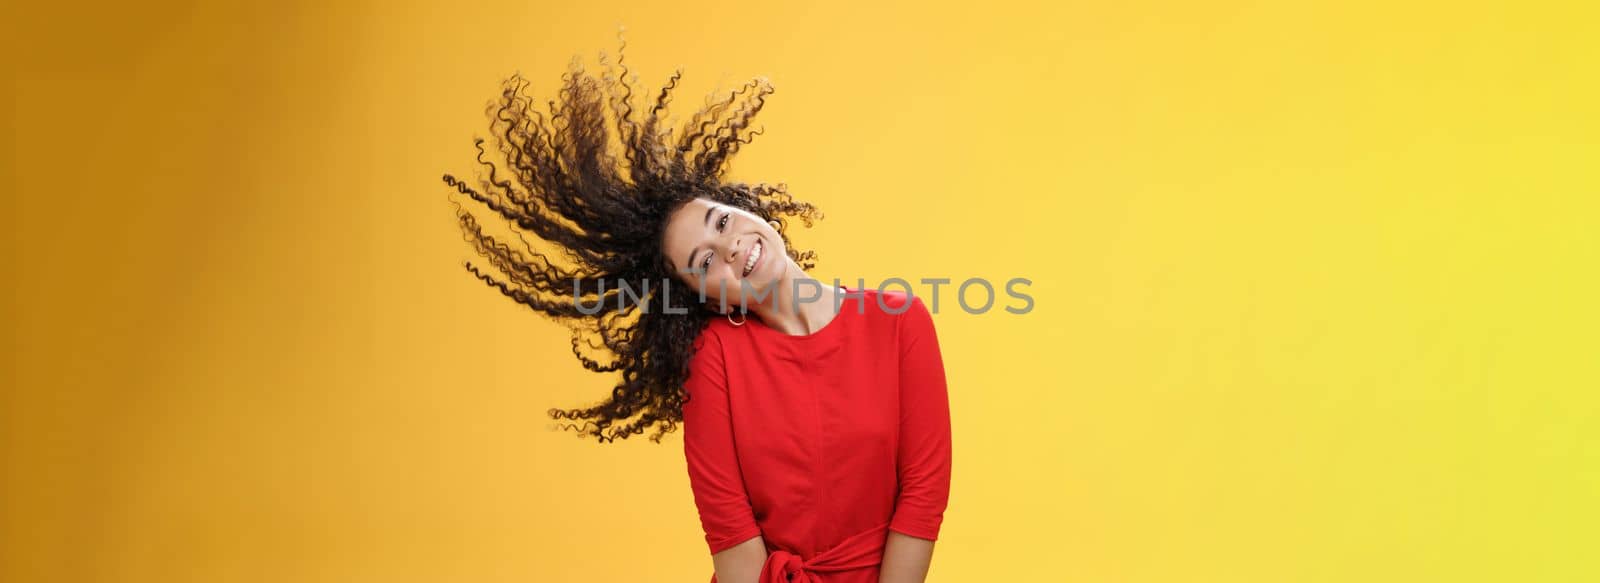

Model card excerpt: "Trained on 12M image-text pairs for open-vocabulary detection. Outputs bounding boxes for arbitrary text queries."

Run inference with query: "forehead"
[662,197,717,251]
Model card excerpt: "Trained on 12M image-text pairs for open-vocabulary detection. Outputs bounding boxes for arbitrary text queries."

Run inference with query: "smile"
[742,239,763,277]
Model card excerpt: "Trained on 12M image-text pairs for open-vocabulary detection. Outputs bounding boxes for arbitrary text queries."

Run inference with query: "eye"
[700,251,712,272]
[717,212,730,231]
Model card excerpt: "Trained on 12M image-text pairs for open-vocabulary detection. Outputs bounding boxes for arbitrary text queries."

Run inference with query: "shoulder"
[693,319,722,348]
[857,289,934,320]
[684,322,729,397]
[853,287,932,329]
[689,319,729,364]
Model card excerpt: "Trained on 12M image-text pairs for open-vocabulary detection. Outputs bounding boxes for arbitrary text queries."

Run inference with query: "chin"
[749,273,785,292]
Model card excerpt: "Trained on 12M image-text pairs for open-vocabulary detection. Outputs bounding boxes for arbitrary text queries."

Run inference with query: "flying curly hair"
[441,34,822,444]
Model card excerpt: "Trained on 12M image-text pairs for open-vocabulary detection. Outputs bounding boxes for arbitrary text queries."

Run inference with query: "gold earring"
[768,219,781,230]
[727,310,746,326]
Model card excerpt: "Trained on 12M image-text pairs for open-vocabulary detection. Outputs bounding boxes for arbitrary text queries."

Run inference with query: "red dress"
[681,286,952,583]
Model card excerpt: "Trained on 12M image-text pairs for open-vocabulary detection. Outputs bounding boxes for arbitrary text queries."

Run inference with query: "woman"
[442,36,952,583]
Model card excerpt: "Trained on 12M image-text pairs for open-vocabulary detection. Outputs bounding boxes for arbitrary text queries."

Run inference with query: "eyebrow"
[683,205,718,271]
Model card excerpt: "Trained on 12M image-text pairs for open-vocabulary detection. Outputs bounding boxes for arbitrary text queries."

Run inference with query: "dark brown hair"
[442,33,822,443]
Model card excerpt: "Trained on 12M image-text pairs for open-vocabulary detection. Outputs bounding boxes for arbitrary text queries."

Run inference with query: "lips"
[742,239,763,277]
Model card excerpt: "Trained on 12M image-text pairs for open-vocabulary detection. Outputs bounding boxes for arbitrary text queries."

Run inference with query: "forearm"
[712,534,768,583]
[878,530,935,583]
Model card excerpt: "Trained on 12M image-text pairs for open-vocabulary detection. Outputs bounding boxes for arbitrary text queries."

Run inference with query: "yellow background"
[5,1,1596,581]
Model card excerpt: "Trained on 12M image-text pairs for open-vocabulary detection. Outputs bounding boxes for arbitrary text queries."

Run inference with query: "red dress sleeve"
[682,326,764,555]
[888,295,953,541]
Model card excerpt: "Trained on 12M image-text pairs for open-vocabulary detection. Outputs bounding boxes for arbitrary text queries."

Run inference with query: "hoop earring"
[768,219,781,231]
[726,310,746,326]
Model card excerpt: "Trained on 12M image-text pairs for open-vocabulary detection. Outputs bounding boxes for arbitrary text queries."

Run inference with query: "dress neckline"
[743,285,855,342]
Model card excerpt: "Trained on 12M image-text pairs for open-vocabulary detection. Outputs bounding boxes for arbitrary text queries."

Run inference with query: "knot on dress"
[758,521,892,583]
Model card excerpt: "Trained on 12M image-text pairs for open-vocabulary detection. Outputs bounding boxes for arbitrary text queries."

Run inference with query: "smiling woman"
[441,33,951,583]
[441,33,821,445]
[662,198,798,315]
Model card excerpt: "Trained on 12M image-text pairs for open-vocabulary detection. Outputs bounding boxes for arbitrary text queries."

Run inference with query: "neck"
[745,260,842,336]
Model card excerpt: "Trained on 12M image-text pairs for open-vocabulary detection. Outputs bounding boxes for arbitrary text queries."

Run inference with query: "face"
[661,197,788,312]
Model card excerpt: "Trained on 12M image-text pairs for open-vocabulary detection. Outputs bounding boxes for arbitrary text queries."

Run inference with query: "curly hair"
[441,33,823,444]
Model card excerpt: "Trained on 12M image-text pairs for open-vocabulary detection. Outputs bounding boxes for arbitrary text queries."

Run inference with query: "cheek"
[702,267,747,295]
[705,266,735,289]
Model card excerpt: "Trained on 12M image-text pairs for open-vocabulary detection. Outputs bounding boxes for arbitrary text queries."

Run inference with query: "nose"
[718,235,743,263]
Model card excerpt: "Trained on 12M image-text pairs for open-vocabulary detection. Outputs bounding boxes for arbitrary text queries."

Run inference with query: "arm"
[879,530,935,583]
[682,329,768,583]
[712,535,769,583]
[882,296,952,582]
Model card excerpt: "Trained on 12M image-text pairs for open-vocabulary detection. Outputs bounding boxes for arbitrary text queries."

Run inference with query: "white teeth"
[743,241,761,276]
